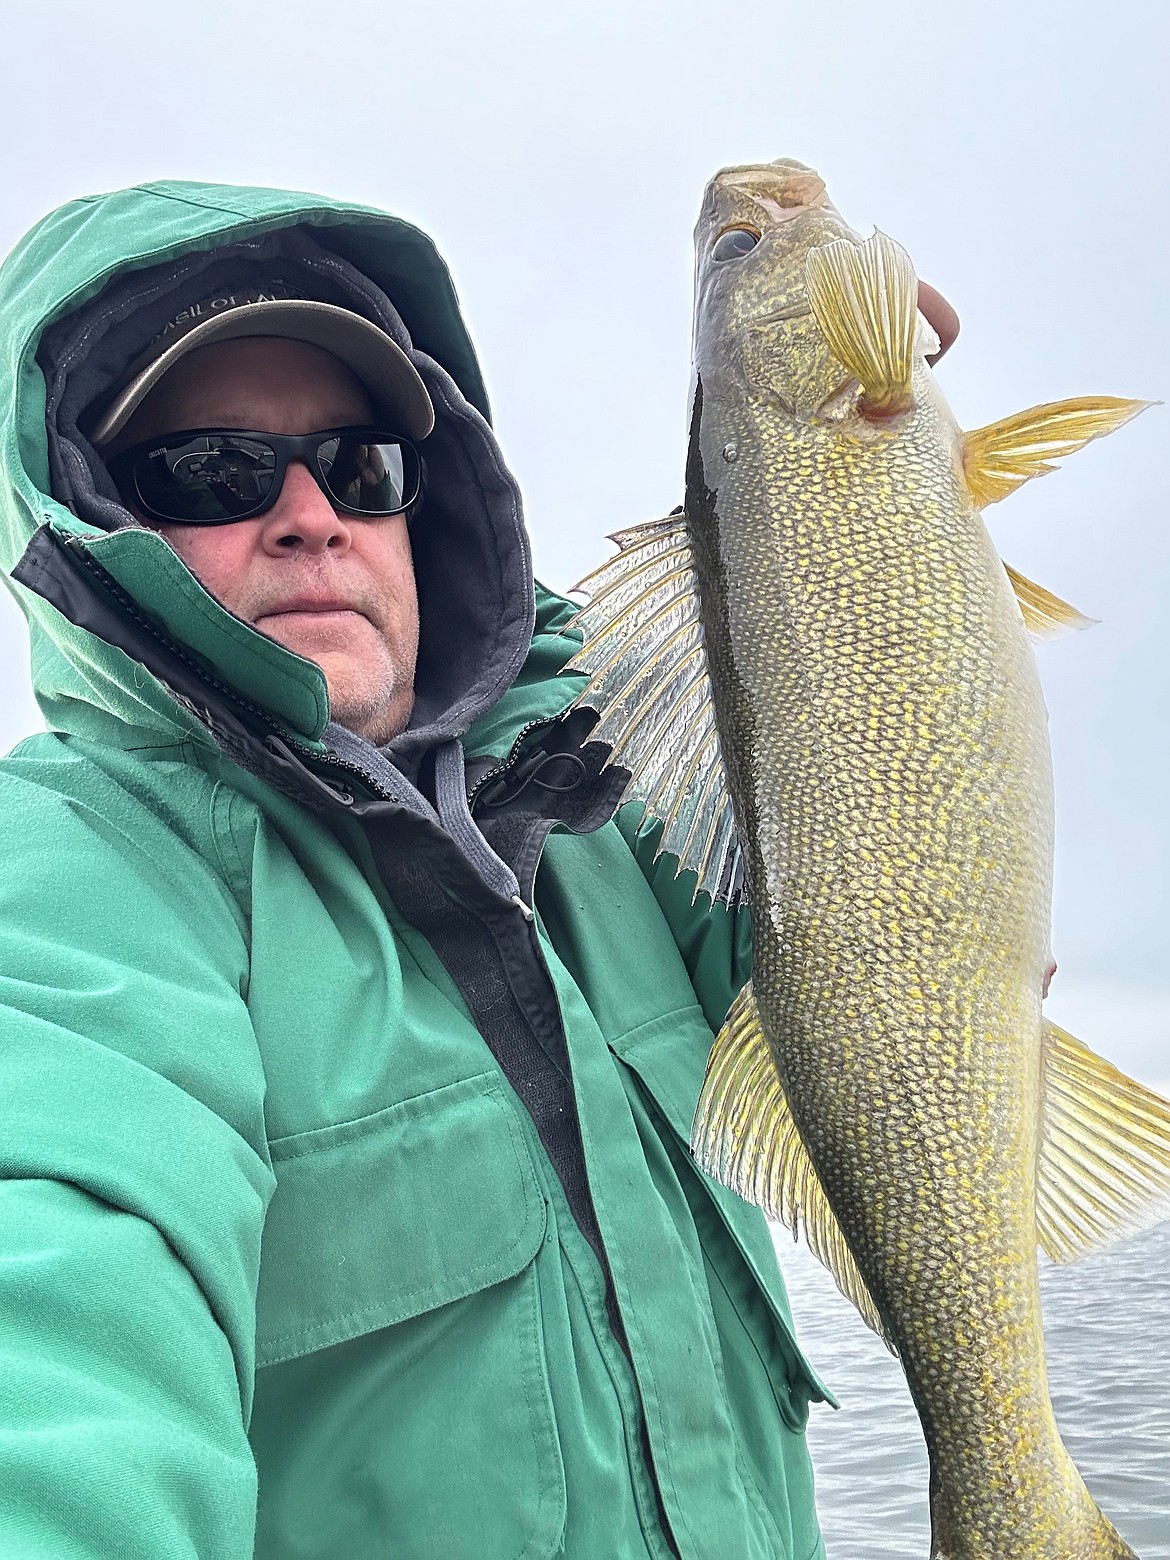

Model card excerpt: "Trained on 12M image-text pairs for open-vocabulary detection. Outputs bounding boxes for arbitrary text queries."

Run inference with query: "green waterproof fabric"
[0,181,831,1559]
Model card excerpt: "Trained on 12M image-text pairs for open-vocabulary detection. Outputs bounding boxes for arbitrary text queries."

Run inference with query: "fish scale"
[568,158,1168,1556]
[689,180,1123,1557]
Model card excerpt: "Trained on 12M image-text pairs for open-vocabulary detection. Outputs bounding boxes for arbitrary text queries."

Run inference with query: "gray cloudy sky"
[1,0,1166,1081]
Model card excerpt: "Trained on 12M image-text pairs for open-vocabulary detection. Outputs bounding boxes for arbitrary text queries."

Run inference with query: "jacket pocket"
[252,1071,565,1560]
[256,1070,547,1362]
[608,1007,835,1424]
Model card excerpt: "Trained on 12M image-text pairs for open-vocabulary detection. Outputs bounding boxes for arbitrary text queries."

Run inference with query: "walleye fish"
[567,159,1170,1558]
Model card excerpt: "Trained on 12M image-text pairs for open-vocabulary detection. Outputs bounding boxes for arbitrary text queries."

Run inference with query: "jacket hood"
[0,179,544,768]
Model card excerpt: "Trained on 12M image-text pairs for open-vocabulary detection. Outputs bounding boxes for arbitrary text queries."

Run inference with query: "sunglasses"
[108,426,423,526]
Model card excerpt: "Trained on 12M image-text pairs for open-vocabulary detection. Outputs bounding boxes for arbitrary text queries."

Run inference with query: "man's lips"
[256,598,368,619]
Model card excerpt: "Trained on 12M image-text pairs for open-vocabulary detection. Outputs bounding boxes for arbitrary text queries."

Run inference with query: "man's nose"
[260,461,352,554]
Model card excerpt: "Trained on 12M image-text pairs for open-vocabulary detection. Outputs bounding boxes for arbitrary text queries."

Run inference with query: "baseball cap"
[88,281,436,447]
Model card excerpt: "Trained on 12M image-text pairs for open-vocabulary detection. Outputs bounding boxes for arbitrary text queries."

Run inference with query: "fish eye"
[712,227,761,262]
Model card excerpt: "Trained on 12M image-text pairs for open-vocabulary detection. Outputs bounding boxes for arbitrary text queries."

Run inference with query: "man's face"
[116,336,419,746]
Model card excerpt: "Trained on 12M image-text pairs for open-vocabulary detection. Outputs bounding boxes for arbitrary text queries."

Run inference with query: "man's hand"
[919,282,960,365]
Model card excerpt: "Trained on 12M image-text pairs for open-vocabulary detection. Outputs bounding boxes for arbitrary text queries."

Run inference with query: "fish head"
[692,159,865,424]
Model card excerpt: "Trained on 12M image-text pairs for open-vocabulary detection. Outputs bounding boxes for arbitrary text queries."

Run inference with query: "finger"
[918,281,960,365]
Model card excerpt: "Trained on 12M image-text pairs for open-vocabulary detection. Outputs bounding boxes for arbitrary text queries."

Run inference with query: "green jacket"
[0,180,830,1559]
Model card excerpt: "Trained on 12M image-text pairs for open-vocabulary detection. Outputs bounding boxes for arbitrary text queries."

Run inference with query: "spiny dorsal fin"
[1038,1019,1170,1262]
[566,517,743,904]
[804,231,918,417]
[691,981,892,1348]
[1003,562,1097,640]
[963,397,1151,508]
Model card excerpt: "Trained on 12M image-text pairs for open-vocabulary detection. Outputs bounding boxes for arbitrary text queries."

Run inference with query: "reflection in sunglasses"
[114,428,421,524]
[172,445,273,504]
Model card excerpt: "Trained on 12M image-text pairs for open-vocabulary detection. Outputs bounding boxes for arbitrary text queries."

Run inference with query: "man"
[0,178,957,1559]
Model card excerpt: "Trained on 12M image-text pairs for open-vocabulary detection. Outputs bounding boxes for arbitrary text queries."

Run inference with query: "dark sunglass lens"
[135,435,276,521]
[319,436,418,514]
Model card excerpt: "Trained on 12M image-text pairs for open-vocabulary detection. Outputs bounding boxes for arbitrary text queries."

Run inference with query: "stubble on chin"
[306,629,417,747]
[225,560,419,747]
[329,665,416,745]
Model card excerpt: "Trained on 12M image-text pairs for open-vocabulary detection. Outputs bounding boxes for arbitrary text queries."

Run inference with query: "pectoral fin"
[691,981,892,1349]
[1003,562,1097,639]
[1037,1019,1170,1262]
[805,231,919,417]
[566,517,744,904]
[963,397,1151,508]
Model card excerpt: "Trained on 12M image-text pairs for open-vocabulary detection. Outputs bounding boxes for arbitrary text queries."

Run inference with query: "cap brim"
[90,298,436,446]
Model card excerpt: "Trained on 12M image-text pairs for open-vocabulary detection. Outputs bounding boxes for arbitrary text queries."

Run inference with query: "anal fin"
[1038,1019,1170,1262]
[691,981,892,1347]
[804,231,918,417]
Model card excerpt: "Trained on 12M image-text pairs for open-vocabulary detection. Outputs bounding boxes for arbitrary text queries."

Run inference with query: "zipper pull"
[476,746,550,809]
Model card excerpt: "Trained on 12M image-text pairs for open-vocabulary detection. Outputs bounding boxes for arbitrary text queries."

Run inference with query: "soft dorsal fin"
[691,981,892,1348]
[804,231,919,417]
[963,397,1150,508]
[1003,562,1096,639]
[566,517,743,904]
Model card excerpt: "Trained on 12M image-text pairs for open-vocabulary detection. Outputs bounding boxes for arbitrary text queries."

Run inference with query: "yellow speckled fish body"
[688,163,1103,1558]
[568,159,1170,1557]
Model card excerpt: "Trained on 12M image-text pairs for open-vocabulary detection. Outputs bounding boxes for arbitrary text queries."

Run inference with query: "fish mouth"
[696,160,851,260]
[717,161,831,218]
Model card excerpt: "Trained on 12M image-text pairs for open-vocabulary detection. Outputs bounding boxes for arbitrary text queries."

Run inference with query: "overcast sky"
[1,0,1166,1082]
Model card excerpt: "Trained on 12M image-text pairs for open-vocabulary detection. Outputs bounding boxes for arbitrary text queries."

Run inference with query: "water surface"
[781,1220,1170,1557]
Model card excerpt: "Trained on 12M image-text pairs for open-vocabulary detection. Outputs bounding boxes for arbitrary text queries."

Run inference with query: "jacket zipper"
[466,717,567,811]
